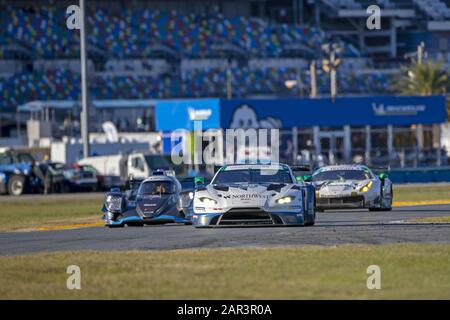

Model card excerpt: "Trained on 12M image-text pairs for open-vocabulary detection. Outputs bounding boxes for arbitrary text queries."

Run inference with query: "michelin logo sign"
[220,96,445,128]
[229,104,282,129]
[372,103,426,116]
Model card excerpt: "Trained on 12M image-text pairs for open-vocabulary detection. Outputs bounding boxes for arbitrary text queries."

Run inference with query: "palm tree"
[396,60,449,96]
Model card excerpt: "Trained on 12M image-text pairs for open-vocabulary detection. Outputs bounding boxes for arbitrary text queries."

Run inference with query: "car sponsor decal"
[230,193,272,199]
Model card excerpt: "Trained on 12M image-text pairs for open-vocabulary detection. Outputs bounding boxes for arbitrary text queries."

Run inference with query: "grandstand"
[0,0,448,128]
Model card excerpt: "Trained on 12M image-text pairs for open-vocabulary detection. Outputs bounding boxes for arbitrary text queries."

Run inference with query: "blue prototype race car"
[102,170,190,227]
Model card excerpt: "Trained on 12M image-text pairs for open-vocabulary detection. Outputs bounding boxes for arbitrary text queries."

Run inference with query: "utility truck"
[78,152,173,189]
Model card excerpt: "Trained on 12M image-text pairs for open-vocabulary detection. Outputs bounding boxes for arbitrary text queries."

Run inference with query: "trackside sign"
[156,96,446,131]
[220,95,446,128]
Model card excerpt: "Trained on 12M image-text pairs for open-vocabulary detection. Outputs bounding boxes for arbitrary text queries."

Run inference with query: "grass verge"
[393,184,450,202]
[0,244,449,299]
[409,216,450,223]
[0,195,102,232]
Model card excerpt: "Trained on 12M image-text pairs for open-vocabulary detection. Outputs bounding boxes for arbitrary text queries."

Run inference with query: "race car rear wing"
[291,165,311,176]
[368,165,391,173]
[290,165,311,173]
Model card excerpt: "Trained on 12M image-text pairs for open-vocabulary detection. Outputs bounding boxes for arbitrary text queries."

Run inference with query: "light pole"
[322,43,341,101]
[80,0,90,158]
[226,59,232,99]
[329,50,337,99]
[403,41,426,64]
[417,41,425,65]
[309,60,317,98]
[296,67,304,98]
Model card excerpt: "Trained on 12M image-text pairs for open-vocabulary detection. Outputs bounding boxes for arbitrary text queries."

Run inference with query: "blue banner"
[220,96,446,128]
[156,99,221,131]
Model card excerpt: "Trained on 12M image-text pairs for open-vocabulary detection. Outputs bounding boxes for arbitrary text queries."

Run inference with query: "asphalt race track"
[0,204,449,255]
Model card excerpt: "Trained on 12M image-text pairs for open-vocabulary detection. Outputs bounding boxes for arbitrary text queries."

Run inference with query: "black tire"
[369,186,387,212]
[61,182,72,193]
[7,175,26,196]
[305,209,316,226]
[379,186,393,211]
[125,222,144,227]
[107,224,124,228]
[304,194,316,226]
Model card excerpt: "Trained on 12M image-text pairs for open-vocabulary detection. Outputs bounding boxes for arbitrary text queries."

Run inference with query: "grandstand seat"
[0,4,428,108]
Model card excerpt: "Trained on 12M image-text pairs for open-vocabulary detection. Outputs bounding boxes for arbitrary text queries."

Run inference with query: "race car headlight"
[105,194,123,213]
[276,196,295,204]
[189,192,194,200]
[106,210,115,220]
[359,181,373,192]
[199,197,217,206]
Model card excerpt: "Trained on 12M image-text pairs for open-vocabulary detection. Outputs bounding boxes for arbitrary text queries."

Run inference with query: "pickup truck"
[78,152,174,189]
[0,149,43,196]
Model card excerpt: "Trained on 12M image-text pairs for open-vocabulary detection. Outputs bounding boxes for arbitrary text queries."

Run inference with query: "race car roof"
[220,164,289,171]
[314,165,370,172]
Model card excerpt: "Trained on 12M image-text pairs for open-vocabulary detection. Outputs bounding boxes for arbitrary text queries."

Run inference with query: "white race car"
[312,165,393,211]
[192,163,316,227]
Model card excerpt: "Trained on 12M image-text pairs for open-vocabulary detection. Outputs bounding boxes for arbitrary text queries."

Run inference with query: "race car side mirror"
[194,177,205,186]
[378,173,388,180]
[301,175,312,182]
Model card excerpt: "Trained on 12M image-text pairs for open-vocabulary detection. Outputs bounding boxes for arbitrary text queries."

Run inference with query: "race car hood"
[199,183,295,208]
[315,180,370,194]
[135,194,171,218]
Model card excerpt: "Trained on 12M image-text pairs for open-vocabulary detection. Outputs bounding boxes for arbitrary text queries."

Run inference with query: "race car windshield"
[138,181,175,195]
[213,169,293,184]
[313,170,371,182]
